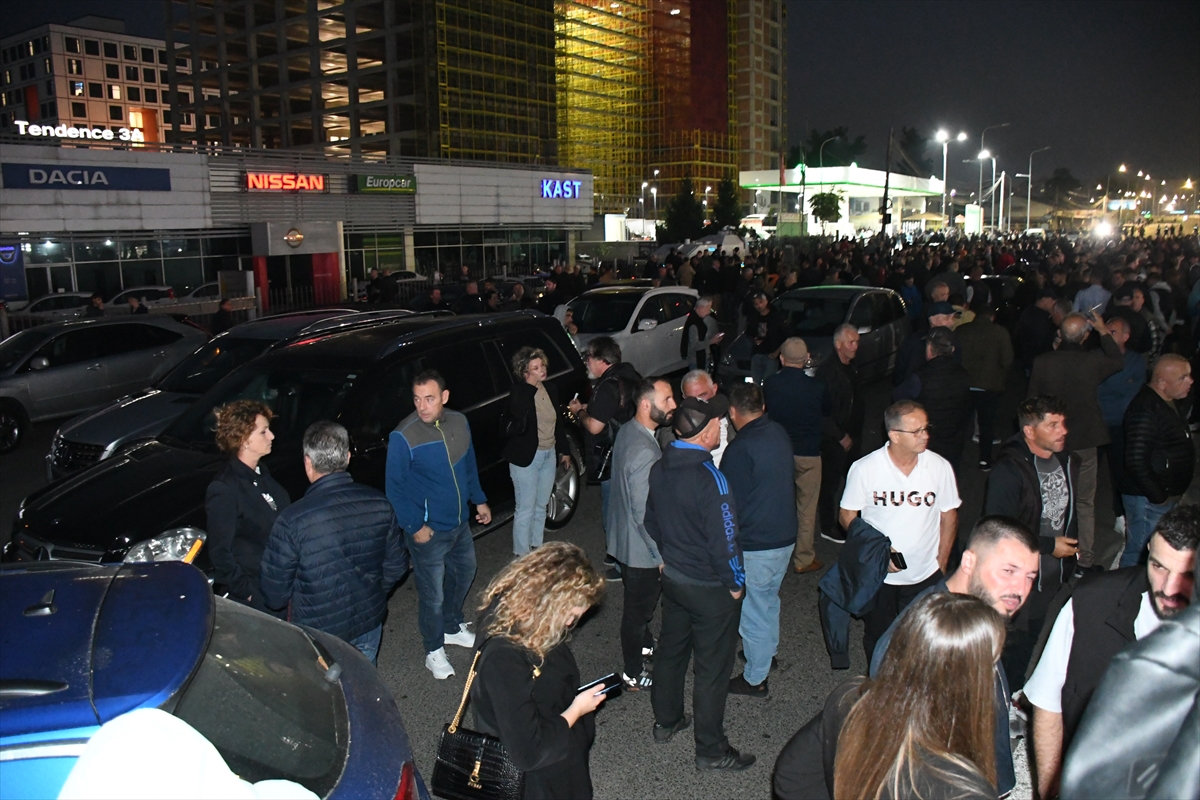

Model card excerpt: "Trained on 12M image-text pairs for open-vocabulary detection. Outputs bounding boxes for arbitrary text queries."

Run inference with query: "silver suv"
[567,285,698,377]
[0,317,208,453]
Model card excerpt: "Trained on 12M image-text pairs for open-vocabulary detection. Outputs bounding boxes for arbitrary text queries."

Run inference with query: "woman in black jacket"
[503,346,570,555]
[204,399,291,613]
[471,542,607,800]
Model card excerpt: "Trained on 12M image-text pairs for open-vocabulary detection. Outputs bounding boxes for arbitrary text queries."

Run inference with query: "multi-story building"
[0,16,189,144]
[734,0,786,187]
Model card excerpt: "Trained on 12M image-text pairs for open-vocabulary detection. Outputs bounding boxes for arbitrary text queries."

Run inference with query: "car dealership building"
[0,138,593,307]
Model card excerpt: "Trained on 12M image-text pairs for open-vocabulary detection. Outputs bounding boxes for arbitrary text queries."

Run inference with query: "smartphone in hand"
[889,551,908,571]
[578,673,623,698]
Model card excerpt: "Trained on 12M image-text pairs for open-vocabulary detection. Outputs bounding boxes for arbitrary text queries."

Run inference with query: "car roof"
[776,285,894,299]
[0,562,211,738]
[578,284,694,298]
[14,315,198,339]
[265,310,557,368]
[31,292,92,300]
[220,308,365,340]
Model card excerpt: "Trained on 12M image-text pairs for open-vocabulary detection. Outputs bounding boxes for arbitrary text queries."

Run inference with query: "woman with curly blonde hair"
[204,399,291,613]
[469,542,606,799]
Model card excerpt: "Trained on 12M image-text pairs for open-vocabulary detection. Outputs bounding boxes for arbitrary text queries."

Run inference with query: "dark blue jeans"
[349,623,383,665]
[406,520,477,654]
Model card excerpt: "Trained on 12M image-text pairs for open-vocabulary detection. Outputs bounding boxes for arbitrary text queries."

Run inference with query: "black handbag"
[431,648,525,800]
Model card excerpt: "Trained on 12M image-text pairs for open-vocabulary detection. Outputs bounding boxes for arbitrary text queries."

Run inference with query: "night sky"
[4,0,1196,191]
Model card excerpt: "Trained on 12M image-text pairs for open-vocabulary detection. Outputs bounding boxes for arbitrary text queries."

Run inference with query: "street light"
[818,135,840,169]
[651,186,657,225]
[1026,146,1050,231]
[978,149,996,228]
[978,123,1011,223]
[704,185,712,220]
[936,129,968,228]
[641,181,648,219]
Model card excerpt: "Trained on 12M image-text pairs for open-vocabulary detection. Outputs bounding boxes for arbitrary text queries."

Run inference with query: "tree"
[894,126,934,176]
[711,177,742,230]
[660,176,706,243]
[788,127,868,168]
[809,190,843,233]
[1043,168,1081,207]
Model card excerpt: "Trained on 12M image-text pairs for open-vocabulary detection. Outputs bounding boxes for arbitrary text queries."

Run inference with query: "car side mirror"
[29,356,50,370]
[636,318,658,332]
[856,326,871,335]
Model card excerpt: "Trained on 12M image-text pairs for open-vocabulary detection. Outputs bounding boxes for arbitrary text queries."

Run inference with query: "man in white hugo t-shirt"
[839,399,961,661]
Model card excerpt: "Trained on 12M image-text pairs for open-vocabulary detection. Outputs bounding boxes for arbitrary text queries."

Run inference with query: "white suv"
[567,285,698,377]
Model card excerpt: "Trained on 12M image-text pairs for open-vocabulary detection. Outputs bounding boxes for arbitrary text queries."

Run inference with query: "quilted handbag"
[430,648,525,800]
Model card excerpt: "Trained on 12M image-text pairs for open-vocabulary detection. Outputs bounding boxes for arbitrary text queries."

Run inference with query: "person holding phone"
[838,400,961,664]
[470,543,606,800]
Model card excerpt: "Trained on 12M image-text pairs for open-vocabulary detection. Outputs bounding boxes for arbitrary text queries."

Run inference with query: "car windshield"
[774,295,852,338]
[163,363,358,450]
[156,337,270,394]
[0,329,46,371]
[170,598,348,797]
[569,294,643,333]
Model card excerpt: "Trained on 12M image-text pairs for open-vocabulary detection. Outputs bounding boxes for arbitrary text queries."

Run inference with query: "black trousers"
[862,570,943,664]
[970,390,1002,465]
[1102,424,1128,518]
[620,563,661,677]
[818,437,856,537]
[651,576,741,758]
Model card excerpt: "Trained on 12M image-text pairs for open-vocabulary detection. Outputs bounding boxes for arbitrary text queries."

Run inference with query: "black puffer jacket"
[259,471,410,642]
[1121,384,1195,503]
[984,435,1079,555]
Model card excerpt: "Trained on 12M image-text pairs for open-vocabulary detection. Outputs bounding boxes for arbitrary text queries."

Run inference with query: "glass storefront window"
[50,266,75,293]
[76,262,122,299]
[164,258,204,292]
[26,240,70,264]
[119,240,162,260]
[73,241,119,262]
[414,248,437,275]
[123,260,165,289]
[24,268,50,300]
[437,231,460,246]
[460,230,483,245]
[414,231,436,248]
[161,238,201,257]
[377,249,404,270]
[203,237,248,256]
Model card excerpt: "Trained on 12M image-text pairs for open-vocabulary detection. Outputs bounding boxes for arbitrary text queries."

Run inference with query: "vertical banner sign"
[0,243,28,303]
[964,204,983,235]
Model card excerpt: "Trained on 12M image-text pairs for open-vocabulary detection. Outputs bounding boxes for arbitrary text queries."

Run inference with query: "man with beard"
[607,378,677,691]
[984,395,1080,689]
[1026,504,1198,800]
[867,515,1042,799]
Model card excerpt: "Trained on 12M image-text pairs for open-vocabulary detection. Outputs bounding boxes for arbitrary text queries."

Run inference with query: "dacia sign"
[541,178,583,200]
[1,162,172,191]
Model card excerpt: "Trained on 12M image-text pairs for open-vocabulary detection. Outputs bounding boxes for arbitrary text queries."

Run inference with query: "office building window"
[127,86,140,101]
[72,101,86,117]
[71,80,84,96]
[125,65,138,81]
[158,50,168,64]
[160,70,168,84]
[85,40,100,56]
[143,68,156,83]
[44,58,52,74]
[144,88,157,103]
[109,104,123,120]
[2,70,8,84]
[45,79,54,94]
[88,82,102,98]
[105,63,119,79]
[107,84,121,100]
[124,44,137,61]
[65,37,80,54]
[103,42,118,58]
[67,59,83,75]
[141,47,155,63]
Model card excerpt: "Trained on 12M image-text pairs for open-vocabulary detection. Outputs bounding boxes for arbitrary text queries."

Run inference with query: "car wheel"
[545,435,582,530]
[0,401,27,454]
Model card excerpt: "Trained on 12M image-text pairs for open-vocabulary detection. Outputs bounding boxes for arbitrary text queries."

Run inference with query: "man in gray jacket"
[607,377,677,691]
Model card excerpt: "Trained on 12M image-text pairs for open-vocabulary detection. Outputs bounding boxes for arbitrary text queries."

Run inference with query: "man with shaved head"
[764,338,831,574]
[680,369,730,467]
[1119,354,1194,566]
[1028,309,1124,570]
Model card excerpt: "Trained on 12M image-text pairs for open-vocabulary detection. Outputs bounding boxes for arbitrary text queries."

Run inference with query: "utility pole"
[881,127,893,238]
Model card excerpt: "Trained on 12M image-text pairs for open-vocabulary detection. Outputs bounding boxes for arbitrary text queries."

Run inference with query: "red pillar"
[252,256,268,312]
[311,252,342,306]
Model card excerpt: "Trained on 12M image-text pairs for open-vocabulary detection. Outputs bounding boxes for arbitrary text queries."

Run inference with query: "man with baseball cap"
[893,301,961,387]
[645,395,754,772]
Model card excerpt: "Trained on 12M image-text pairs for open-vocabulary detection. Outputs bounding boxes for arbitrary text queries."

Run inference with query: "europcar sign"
[13,120,145,142]
[1,162,172,191]
[355,174,416,193]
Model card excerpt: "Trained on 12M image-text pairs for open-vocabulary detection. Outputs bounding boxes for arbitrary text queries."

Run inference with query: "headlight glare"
[124,527,206,563]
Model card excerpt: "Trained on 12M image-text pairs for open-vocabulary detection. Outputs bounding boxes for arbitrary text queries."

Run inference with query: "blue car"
[0,561,428,800]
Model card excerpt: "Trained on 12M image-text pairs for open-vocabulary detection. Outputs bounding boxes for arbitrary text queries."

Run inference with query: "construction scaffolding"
[555,0,651,213]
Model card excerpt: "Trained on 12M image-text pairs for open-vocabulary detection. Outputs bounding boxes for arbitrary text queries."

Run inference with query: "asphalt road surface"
[4,370,1193,799]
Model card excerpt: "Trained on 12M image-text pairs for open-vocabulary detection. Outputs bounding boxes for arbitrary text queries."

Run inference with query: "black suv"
[6,312,588,572]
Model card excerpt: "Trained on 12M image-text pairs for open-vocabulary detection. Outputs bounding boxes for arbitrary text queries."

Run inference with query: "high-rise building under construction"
[165,0,784,211]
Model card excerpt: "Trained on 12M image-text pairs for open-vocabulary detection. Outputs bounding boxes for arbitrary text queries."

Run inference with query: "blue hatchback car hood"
[0,562,212,738]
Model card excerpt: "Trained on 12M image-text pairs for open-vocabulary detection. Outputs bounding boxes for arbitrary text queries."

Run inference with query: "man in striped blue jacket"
[386,369,491,680]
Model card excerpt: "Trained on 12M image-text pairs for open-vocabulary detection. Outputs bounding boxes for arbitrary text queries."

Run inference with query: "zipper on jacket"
[436,419,463,526]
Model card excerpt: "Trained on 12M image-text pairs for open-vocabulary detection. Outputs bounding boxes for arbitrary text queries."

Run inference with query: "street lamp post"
[704,185,712,221]
[1026,146,1050,231]
[936,129,968,229]
[641,181,648,220]
[978,122,1011,224]
[651,186,657,226]
[977,150,996,229]
[818,135,840,170]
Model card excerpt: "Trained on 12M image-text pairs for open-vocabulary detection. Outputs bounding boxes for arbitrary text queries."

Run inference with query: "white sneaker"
[444,623,476,649]
[425,647,455,680]
[1114,515,1126,534]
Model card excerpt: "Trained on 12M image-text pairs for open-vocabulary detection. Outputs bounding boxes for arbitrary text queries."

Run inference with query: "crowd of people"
[198,228,1198,799]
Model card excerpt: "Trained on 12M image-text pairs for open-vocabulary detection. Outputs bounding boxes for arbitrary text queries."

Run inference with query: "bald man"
[1028,310,1124,569]
[680,370,731,467]
[1120,354,1195,566]
[763,337,831,573]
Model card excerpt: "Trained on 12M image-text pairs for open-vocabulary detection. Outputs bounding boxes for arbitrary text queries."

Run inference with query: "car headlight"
[124,527,206,563]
